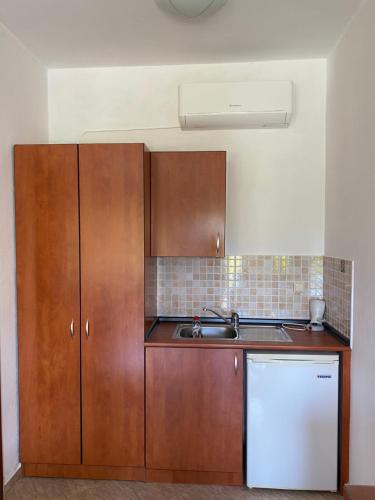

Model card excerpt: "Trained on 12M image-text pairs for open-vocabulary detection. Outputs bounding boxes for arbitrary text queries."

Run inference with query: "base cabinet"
[146,347,243,476]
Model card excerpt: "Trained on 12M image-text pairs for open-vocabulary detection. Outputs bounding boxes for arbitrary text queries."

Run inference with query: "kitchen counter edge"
[144,320,350,352]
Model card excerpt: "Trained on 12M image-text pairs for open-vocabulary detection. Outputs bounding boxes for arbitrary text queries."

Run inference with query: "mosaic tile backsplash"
[157,256,323,319]
[323,257,353,339]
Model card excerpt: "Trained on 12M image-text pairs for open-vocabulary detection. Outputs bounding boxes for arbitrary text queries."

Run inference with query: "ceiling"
[0,0,363,68]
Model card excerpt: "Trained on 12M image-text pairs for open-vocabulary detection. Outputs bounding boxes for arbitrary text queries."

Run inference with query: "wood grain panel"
[339,350,351,495]
[23,463,145,481]
[79,144,145,467]
[15,145,81,465]
[144,148,151,258]
[144,148,157,333]
[151,152,226,256]
[146,347,243,473]
[344,485,375,500]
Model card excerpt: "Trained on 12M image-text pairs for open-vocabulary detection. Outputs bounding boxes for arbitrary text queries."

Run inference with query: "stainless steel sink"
[173,323,292,342]
[173,324,238,339]
[238,325,292,342]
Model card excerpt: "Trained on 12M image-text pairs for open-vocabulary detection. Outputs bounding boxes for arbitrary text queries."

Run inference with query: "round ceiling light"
[155,0,227,19]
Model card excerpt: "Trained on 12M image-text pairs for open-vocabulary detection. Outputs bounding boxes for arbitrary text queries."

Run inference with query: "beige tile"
[158,256,326,320]
[323,257,353,338]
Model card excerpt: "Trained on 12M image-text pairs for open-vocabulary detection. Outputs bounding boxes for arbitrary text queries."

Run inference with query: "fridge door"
[246,354,339,491]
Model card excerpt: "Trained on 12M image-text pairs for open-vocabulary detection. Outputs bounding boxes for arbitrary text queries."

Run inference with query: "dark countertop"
[145,320,350,352]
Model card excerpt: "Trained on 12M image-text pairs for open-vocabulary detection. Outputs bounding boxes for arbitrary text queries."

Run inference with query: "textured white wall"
[48,59,326,255]
[0,23,48,483]
[325,0,375,484]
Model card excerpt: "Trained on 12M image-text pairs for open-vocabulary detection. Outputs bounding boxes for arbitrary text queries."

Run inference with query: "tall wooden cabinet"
[15,143,154,474]
[15,145,81,465]
[79,144,146,467]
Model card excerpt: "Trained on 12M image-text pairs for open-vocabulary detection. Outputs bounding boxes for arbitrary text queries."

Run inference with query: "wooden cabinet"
[79,144,144,466]
[15,143,153,470]
[15,145,81,465]
[146,347,243,479]
[79,144,146,467]
[151,151,226,257]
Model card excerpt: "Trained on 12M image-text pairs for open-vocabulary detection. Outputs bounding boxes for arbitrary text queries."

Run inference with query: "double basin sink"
[173,323,292,343]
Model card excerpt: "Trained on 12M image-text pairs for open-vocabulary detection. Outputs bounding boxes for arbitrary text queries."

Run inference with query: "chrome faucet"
[231,311,240,330]
[192,315,202,338]
[202,307,240,331]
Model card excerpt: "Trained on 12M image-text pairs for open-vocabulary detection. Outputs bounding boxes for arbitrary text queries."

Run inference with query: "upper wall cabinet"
[151,151,226,257]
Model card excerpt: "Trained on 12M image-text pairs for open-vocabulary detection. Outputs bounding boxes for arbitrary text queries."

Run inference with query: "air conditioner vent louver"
[179,81,293,130]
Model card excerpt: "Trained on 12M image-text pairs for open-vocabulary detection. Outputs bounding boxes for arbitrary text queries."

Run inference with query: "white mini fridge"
[246,353,339,491]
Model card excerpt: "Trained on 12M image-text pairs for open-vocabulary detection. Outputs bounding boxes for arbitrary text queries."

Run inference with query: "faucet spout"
[202,306,239,329]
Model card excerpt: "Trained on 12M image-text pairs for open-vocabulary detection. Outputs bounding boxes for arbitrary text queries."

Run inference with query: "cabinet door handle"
[234,353,238,375]
[70,319,74,338]
[85,320,89,339]
[216,232,220,257]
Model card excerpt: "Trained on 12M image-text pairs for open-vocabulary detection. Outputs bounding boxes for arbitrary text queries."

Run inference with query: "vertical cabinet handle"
[70,320,74,338]
[85,320,90,338]
[234,353,238,375]
[216,232,220,257]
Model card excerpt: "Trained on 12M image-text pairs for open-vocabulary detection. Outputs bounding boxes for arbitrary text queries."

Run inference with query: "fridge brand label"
[317,375,332,379]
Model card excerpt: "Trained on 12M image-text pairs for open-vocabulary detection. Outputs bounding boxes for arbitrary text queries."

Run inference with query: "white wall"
[0,23,48,483]
[49,59,326,255]
[325,0,375,484]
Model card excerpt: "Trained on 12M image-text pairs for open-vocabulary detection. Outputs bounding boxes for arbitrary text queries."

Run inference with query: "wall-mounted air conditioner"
[179,81,293,130]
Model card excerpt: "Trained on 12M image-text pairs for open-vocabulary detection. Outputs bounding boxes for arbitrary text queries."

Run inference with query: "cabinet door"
[80,144,145,467]
[15,145,81,464]
[151,152,226,256]
[146,347,243,472]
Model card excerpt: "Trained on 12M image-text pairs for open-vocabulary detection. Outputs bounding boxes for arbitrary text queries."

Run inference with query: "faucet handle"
[231,311,240,329]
